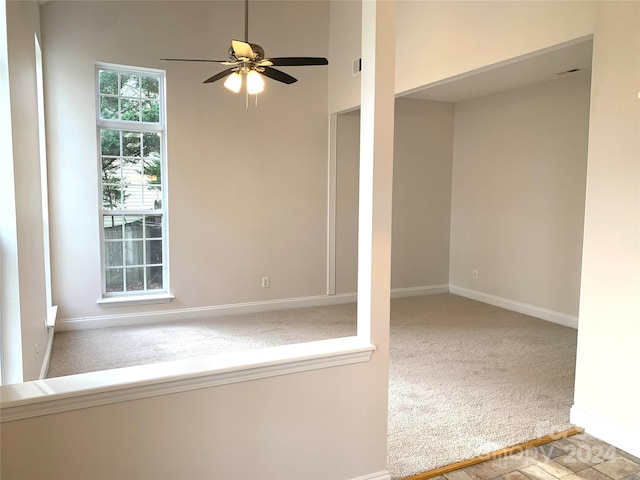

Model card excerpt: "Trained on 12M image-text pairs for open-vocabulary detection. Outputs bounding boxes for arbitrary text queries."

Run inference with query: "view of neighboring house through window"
[97,64,167,296]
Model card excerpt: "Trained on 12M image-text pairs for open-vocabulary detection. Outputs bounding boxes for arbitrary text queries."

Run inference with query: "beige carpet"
[47,294,577,479]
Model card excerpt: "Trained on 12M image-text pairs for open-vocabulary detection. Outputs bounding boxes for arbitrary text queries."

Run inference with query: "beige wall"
[1,0,48,382]
[0,360,390,480]
[44,0,597,324]
[328,0,361,114]
[392,98,453,289]
[450,73,591,317]
[41,1,330,321]
[335,110,361,294]
[334,98,454,294]
[328,0,595,113]
[395,0,595,95]
[572,0,640,455]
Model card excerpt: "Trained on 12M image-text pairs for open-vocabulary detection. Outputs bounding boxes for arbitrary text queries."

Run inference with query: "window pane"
[101,129,121,156]
[125,267,144,291]
[145,189,162,210]
[146,239,162,264]
[122,131,141,157]
[146,216,163,238]
[121,98,140,122]
[102,155,121,181]
[124,239,143,266]
[100,97,118,119]
[106,268,123,293]
[101,156,121,176]
[141,75,159,99]
[146,266,163,290]
[105,241,123,267]
[99,70,118,95]
[122,159,143,209]
[143,132,161,158]
[102,156,124,210]
[120,73,140,97]
[124,216,144,238]
[122,159,142,185]
[123,185,145,209]
[102,185,124,210]
[104,216,124,239]
[144,157,162,206]
[141,100,159,122]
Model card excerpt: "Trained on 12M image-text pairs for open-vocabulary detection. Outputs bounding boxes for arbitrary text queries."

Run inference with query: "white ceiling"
[402,37,593,103]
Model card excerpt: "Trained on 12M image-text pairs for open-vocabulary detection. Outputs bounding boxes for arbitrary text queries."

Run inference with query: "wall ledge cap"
[1,336,375,422]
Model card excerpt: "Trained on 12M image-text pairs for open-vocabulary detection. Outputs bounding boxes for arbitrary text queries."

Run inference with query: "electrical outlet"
[472,269,479,279]
[352,57,362,76]
[261,276,270,288]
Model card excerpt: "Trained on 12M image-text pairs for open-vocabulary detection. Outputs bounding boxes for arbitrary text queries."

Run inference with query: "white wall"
[0,0,22,384]
[41,1,330,322]
[571,0,640,457]
[0,0,48,383]
[450,73,591,318]
[328,0,595,113]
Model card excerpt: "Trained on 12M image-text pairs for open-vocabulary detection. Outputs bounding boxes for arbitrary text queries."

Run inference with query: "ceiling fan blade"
[161,58,228,63]
[267,57,329,67]
[231,40,255,60]
[203,68,236,84]
[261,66,298,85]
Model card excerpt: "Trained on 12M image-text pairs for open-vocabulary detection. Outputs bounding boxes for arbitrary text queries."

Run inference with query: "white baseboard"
[56,285,450,332]
[391,284,449,298]
[57,293,357,331]
[570,405,640,458]
[449,285,578,329]
[350,471,391,480]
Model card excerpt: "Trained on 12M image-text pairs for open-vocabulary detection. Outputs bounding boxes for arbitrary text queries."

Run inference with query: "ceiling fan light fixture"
[246,69,265,95]
[224,71,242,93]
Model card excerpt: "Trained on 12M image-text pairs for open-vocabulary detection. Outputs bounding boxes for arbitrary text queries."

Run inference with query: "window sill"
[97,293,175,308]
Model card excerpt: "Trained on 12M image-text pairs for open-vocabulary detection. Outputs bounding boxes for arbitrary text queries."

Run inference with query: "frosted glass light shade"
[224,72,242,93]
[246,70,265,95]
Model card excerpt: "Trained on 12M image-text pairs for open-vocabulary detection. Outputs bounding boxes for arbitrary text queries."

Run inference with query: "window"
[96,64,168,298]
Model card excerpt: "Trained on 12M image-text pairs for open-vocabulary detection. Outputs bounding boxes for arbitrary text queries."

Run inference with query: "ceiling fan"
[161,0,328,101]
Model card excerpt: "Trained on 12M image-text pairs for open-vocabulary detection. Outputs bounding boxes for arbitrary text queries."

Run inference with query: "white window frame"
[95,62,172,305]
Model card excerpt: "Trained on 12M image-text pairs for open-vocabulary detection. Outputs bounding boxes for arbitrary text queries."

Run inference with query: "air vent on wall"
[352,57,362,76]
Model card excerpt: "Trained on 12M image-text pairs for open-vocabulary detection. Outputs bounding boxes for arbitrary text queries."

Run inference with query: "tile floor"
[431,433,640,480]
